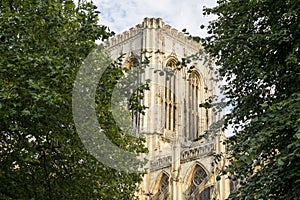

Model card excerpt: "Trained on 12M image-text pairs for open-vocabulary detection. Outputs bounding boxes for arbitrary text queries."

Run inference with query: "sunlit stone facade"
[107,18,230,200]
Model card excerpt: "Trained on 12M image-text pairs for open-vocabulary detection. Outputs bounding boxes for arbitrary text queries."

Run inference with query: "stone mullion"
[173,74,176,132]
[192,83,196,140]
[169,76,173,131]
[189,83,193,139]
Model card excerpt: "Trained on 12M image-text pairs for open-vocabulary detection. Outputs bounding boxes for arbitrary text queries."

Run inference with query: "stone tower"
[107,18,230,200]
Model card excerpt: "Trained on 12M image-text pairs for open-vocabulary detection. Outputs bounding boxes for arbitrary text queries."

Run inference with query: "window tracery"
[124,54,141,133]
[188,71,201,140]
[164,58,177,132]
[186,165,212,200]
[152,173,170,200]
[193,166,207,186]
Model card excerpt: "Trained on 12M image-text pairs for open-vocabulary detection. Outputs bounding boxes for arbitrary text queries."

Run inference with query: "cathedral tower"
[107,18,229,200]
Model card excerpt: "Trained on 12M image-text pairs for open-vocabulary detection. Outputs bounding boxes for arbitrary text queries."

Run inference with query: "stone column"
[171,138,181,200]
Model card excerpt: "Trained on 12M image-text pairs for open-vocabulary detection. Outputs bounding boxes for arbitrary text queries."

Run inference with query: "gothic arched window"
[186,165,211,200]
[152,174,170,200]
[164,58,177,132]
[124,55,141,133]
[198,186,213,200]
[188,71,201,140]
[193,166,207,186]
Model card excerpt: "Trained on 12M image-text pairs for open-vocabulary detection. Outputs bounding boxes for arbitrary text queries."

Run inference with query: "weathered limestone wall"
[107,17,229,200]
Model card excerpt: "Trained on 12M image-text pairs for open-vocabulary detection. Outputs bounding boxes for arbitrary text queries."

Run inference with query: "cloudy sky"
[94,0,217,37]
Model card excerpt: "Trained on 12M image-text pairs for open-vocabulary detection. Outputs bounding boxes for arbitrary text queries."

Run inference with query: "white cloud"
[94,0,217,37]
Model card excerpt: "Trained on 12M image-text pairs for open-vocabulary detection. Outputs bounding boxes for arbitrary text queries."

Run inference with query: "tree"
[202,0,300,199]
[0,0,146,199]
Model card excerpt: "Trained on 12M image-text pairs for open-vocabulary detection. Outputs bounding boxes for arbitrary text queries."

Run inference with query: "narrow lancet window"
[164,58,177,132]
[188,72,201,140]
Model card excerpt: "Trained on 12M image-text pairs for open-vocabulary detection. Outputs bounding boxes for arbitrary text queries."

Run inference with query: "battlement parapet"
[142,17,164,29]
[107,17,203,50]
[149,142,214,172]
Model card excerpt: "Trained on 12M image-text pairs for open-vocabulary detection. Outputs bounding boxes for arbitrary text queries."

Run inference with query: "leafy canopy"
[202,0,300,199]
[0,0,146,199]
